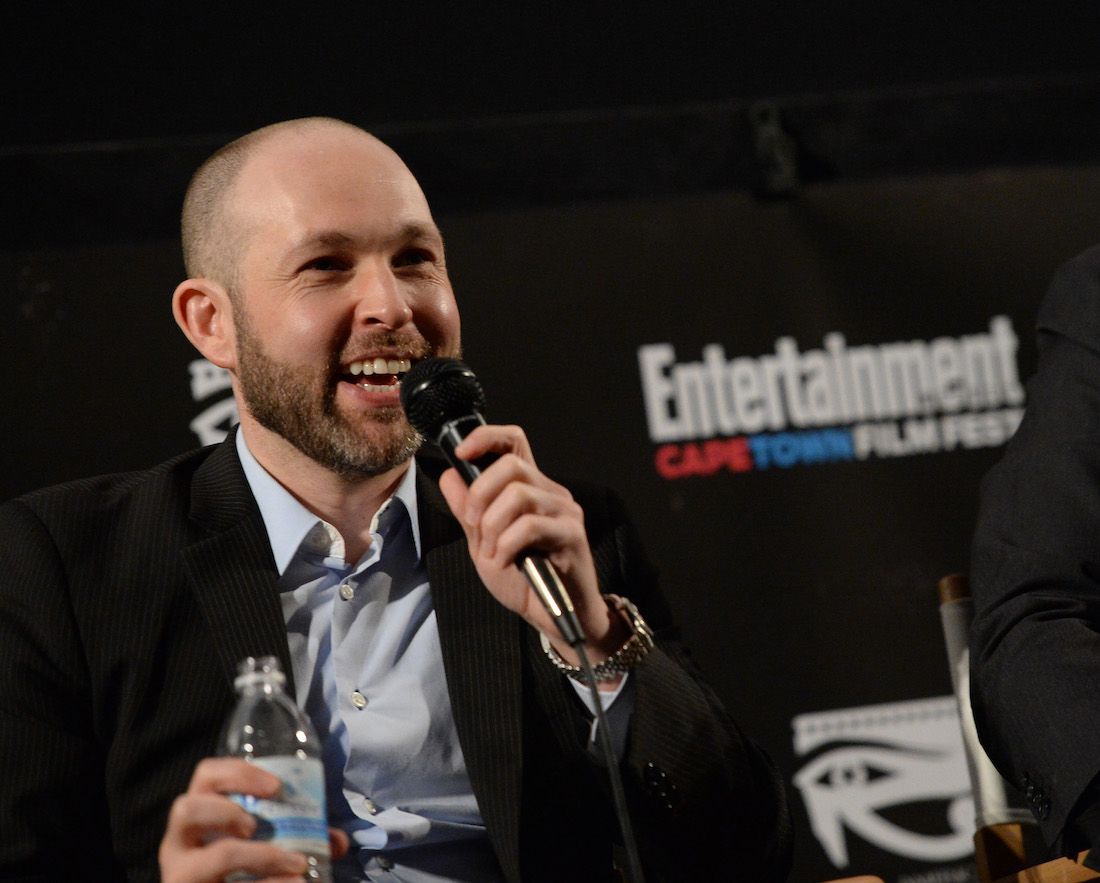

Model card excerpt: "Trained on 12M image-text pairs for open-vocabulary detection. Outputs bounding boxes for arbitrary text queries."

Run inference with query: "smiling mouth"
[340,357,414,388]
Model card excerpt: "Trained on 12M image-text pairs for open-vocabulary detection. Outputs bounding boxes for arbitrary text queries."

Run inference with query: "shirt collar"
[235,429,423,575]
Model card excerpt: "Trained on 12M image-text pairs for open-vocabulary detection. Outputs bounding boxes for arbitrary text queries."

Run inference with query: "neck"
[239,419,410,562]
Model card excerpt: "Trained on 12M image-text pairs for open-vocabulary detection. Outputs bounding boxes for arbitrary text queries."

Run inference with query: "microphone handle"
[436,415,586,647]
[437,414,496,484]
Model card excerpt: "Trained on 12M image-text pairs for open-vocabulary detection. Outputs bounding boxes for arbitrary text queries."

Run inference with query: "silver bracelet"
[541,594,655,684]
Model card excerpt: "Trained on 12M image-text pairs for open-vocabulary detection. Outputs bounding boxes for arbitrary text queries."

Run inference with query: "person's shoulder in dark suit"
[970,243,1100,854]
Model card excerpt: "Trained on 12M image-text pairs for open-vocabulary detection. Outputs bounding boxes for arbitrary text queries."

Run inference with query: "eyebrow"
[306,231,356,249]
[397,222,445,246]
[294,223,444,253]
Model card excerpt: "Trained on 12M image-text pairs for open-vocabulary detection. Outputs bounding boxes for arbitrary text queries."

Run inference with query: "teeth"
[346,358,414,376]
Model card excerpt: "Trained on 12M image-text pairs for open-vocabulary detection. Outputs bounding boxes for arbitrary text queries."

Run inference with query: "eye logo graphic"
[188,359,238,444]
[792,696,973,868]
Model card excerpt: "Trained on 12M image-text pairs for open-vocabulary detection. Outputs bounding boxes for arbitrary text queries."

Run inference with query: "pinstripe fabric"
[0,445,258,881]
[0,437,791,882]
[416,465,525,881]
[416,458,793,882]
[598,490,793,882]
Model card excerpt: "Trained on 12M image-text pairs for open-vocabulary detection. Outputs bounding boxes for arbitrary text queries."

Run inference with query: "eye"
[392,247,435,269]
[300,255,350,273]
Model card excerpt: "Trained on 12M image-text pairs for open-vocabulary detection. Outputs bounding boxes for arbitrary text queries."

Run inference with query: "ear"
[172,278,237,370]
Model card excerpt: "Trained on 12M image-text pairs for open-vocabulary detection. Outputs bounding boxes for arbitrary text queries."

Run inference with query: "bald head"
[172,116,459,483]
[180,117,397,292]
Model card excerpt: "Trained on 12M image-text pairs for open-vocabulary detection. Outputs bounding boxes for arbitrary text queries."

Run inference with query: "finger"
[492,512,602,642]
[162,836,308,883]
[329,827,351,859]
[439,457,562,535]
[452,424,533,464]
[163,793,257,849]
[461,454,567,529]
[188,757,282,798]
[476,482,580,559]
[491,513,592,575]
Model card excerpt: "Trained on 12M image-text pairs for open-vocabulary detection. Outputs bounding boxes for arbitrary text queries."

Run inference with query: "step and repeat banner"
[6,164,1100,880]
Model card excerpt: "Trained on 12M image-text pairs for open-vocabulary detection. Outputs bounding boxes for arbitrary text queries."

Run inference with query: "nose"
[351,263,414,329]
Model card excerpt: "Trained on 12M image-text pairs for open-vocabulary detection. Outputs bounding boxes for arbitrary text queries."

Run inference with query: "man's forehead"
[288,222,444,252]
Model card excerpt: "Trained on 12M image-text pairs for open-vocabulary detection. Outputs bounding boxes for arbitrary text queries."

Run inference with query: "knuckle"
[189,756,218,787]
[190,755,238,790]
[506,481,535,508]
[210,836,254,868]
[166,793,194,827]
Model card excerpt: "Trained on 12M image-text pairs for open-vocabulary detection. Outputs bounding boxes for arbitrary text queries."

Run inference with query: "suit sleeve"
[0,499,120,879]
[970,244,1100,849]
[586,486,793,882]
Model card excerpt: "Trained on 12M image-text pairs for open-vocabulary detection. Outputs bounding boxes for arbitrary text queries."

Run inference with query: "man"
[971,244,1100,863]
[0,118,790,881]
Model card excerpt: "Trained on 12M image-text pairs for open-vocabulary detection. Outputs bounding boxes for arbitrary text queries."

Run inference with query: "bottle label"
[232,755,329,854]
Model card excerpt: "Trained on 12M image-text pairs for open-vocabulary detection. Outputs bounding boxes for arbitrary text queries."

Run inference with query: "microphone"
[401,358,586,647]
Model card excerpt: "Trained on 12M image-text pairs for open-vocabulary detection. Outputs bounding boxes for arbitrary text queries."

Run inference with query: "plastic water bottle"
[221,656,332,882]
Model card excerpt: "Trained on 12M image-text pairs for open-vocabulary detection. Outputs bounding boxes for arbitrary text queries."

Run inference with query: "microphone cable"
[574,641,646,883]
[402,357,647,882]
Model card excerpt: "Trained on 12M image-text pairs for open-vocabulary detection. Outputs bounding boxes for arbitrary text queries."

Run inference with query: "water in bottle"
[222,655,331,882]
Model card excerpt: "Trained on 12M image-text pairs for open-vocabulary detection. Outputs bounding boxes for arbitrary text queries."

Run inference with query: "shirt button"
[351,691,368,709]
[364,798,379,815]
[339,582,354,601]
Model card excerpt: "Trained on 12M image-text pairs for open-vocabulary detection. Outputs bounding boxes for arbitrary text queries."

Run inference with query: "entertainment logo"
[638,316,1024,479]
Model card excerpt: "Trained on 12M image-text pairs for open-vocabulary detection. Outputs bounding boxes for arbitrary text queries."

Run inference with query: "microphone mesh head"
[400,358,487,438]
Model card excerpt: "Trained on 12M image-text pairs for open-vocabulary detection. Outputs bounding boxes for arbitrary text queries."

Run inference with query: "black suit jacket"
[0,435,790,881]
[971,244,1100,851]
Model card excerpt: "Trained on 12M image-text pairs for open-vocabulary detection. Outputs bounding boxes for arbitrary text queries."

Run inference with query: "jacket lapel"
[416,458,525,883]
[182,433,296,695]
[178,441,523,875]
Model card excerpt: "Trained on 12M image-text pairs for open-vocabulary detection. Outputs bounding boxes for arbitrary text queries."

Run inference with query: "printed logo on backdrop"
[189,360,238,444]
[639,316,1025,478]
[793,696,974,872]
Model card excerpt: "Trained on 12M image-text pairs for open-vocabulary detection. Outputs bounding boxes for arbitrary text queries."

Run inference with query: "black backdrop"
[7,5,1100,881]
[8,163,1100,880]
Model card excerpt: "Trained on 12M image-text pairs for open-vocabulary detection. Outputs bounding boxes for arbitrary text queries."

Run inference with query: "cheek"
[416,288,461,353]
[265,305,348,359]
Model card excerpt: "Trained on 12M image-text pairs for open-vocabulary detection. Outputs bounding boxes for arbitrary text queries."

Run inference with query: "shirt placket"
[330,504,397,823]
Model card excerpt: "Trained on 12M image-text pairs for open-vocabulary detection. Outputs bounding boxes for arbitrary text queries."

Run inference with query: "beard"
[234,314,437,481]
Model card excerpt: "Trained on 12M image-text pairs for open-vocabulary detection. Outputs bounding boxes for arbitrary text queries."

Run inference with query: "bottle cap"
[234,655,287,689]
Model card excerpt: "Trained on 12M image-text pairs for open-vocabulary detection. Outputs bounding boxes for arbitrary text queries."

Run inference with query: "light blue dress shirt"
[236,432,631,882]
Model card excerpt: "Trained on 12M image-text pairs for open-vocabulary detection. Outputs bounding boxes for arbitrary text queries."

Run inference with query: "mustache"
[335,330,437,366]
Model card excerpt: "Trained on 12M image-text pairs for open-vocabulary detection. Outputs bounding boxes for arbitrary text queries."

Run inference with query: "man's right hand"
[159,757,343,883]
